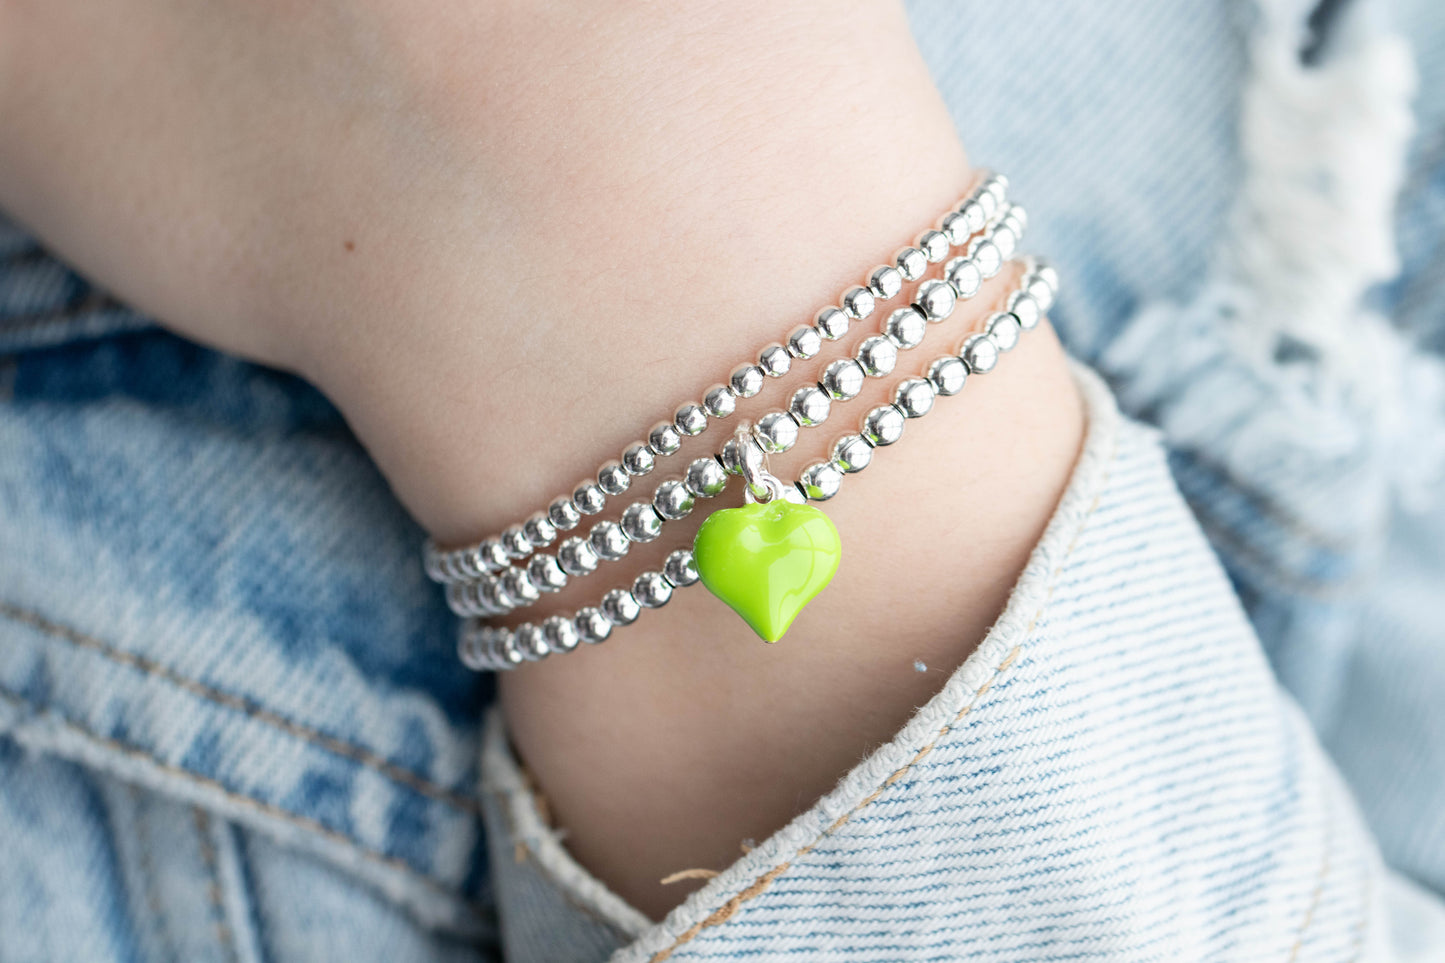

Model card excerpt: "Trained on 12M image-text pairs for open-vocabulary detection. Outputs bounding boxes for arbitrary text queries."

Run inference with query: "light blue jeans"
[3,0,1445,960]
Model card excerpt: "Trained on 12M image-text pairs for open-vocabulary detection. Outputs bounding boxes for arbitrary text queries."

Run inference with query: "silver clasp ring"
[736,425,788,504]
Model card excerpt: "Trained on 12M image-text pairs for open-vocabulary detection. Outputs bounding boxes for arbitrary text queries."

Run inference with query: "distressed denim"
[3,0,1445,960]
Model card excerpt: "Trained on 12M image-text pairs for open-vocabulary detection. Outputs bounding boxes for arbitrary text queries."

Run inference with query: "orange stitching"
[193,808,240,963]
[1287,801,1335,962]
[647,428,1118,961]
[0,600,480,815]
[0,688,485,912]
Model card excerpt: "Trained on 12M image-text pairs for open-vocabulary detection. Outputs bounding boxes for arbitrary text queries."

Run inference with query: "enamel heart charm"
[692,499,841,642]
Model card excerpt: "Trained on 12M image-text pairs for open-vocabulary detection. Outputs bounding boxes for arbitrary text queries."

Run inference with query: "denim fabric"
[3,0,1445,960]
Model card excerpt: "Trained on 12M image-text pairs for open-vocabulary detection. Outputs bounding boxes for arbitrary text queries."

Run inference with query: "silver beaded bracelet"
[423,173,1014,591]
[458,260,1058,671]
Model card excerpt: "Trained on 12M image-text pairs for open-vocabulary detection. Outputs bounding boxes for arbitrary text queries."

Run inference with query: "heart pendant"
[692,500,841,642]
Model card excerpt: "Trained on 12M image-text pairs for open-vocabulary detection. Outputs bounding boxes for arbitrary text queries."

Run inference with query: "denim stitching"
[0,687,486,912]
[646,428,1121,962]
[193,808,240,963]
[1286,797,1335,962]
[0,600,481,815]
[131,785,178,963]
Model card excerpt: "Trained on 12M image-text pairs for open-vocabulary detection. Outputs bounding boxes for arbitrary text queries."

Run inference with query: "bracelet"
[442,202,1027,621]
[423,173,1014,588]
[458,259,1057,670]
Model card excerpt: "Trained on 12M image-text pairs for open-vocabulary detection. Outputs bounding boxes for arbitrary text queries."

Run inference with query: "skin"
[0,0,1084,919]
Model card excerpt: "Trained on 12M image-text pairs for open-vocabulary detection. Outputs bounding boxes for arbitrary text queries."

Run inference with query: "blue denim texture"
[2,0,1445,959]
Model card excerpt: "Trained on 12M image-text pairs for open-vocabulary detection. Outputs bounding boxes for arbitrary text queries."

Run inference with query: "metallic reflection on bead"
[653,478,696,519]
[622,442,656,476]
[991,222,1018,261]
[572,480,606,515]
[674,403,708,437]
[445,582,476,617]
[501,567,541,607]
[621,501,664,543]
[861,405,906,447]
[893,377,936,418]
[855,335,898,378]
[914,279,957,322]
[986,173,1009,203]
[648,421,683,457]
[757,343,792,378]
[788,385,832,427]
[480,577,509,615]
[831,434,873,473]
[842,285,876,321]
[729,363,765,399]
[703,383,737,419]
[968,237,1002,278]
[895,246,928,281]
[988,312,1022,352]
[663,549,700,587]
[754,410,800,453]
[961,333,999,373]
[557,535,600,576]
[867,264,903,301]
[684,456,728,497]
[820,358,865,401]
[632,571,674,608]
[787,325,823,360]
[1034,261,1060,294]
[976,186,999,222]
[542,615,580,654]
[575,607,613,644]
[944,257,982,299]
[884,306,926,350]
[589,520,631,560]
[495,630,526,667]
[718,437,744,475]
[600,588,641,626]
[917,229,950,263]
[515,623,548,662]
[547,497,581,532]
[597,460,632,496]
[1008,292,1041,330]
[928,356,968,396]
[527,553,567,592]
[1027,276,1055,313]
[798,462,843,501]
[782,485,807,505]
[523,512,556,548]
[815,307,849,341]
[501,526,531,559]
[458,625,488,671]
[939,209,973,246]
[958,198,986,236]
[1005,202,1027,234]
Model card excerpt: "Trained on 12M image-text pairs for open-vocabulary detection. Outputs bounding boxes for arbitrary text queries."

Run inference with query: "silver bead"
[831,433,874,473]
[632,571,674,609]
[855,335,899,378]
[985,173,1009,206]
[815,306,850,341]
[884,306,926,350]
[718,436,745,474]
[479,577,509,615]
[991,222,1017,261]
[788,385,831,427]
[573,480,607,515]
[939,209,974,246]
[961,333,1000,374]
[780,485,807,505]
[1034,261,1060,295]
[916,229,951,263]
[1007,291,1041,330]
[841,285,876,321]
[500,567,541,607]
[976,185,999,222]
[493,629,526,668]
[575,607,613,644]
[514,623,548,662]
[957,197,987,236]
[753,410,800,453]
[967,236,1003,279]
[1004,202,1028,234]
[988,311,1022,352]
[557,535,600,576]
[1027,275,1055,313]
[893,377,936,418]
[798,462,843,502]
[622,442,657,476]
[913,279,957,322]
[458,625,489,671]
[757,343,792,378]
[600,588,641,626]
[861,405,906,447]
[927,355,968,396]
[703,383,737,419]
[548,496,582,532]
[674,403,708,437]
[894,246,928,281]
[589,520,631,560]
[523,512,557,548]
[501,526,531,559]
[663,549,700,587]
[786,325,823,360]
[597,459,632,496]
[541,615,580,654]
[729,363,765,399]
[445,582,478,617]
[621,501,664,543]
[819,358,866,401]
[527,553,568,592]
[653,478,696,519]
[684,456,728,497]
[867,264,904,301]
[648,420,683,456]
[945,256,982,299]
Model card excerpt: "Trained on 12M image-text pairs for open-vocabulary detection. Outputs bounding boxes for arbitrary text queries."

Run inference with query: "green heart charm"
[692,500,841,642]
